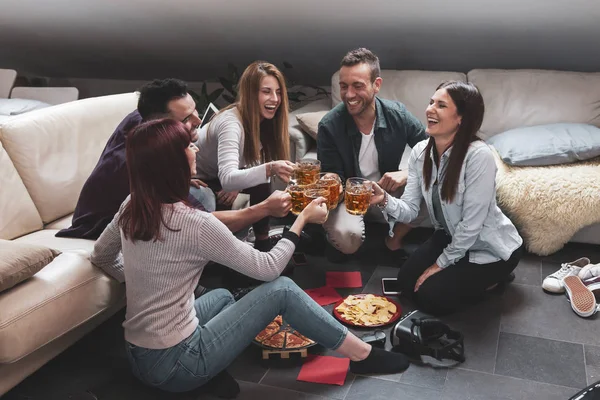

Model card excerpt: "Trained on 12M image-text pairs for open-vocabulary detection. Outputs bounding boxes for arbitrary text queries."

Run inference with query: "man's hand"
[190,178,208,188]
[217,190,239,207]
[378,170,408,193]
[263,190,292,217]
[414,263,443,292]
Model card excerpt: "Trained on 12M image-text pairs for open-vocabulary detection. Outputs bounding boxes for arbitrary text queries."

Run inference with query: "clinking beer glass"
[344,177,372,215]
[317,172,342,210]
[287,183,309,216]
[294,159,320,186]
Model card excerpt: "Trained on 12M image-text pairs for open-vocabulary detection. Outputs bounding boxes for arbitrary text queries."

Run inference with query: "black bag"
[390,310,465,367]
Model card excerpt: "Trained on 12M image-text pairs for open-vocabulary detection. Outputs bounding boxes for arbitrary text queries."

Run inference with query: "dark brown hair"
[423,81,485,202]
[340,48,381,83]
[119,118,192,242]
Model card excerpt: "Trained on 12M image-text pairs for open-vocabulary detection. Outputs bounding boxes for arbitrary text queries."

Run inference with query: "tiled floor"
[5,226,600,400]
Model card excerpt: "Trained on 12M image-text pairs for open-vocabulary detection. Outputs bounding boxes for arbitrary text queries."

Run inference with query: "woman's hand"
[300,197,329,224]
[369,182,386,206]
[414,263,442,292]
[270,160,296,182]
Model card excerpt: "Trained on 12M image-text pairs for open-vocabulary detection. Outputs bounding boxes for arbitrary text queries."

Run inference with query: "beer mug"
[287,183,309,216]
[294,159,321,186]
[317,172,342,210]
[344,177,372,215]
[304,185,330,221]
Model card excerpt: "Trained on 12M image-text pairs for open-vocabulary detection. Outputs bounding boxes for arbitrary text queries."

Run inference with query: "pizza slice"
[255,321,280,342]
[285,332,313,348]
[262,331,286,349]
[274,315,284,326]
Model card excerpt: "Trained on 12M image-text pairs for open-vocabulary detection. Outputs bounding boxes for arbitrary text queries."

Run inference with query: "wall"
[1,0,599,86]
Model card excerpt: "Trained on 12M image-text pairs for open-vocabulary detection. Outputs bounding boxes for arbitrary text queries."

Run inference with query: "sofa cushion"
[0,141,43,240]
[0,92,138,224]
[488,123,600,166]
[0,240,60,292]
[331,70,467,126]
[0,98,51,116]
[0,252,125,363]
[296,111,328,140]
[468,69,600,140]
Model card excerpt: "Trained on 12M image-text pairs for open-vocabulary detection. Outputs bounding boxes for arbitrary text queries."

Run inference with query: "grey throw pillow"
[487,123,600,166]
[0,98,51,116]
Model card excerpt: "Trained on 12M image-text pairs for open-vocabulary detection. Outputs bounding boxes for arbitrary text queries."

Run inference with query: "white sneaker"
[579,263,600,292]
[542,257,590,293]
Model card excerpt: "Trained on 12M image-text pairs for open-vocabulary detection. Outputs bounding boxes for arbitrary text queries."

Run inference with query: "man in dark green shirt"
[317,48,428,260]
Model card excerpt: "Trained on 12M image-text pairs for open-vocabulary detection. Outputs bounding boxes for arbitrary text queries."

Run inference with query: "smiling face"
[339,63,381,117]
[258,75,282,121]
[426,88,462,138]
[167,94,200,141]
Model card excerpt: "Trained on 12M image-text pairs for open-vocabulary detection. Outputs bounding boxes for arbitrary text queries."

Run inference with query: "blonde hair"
[220,61,290,164]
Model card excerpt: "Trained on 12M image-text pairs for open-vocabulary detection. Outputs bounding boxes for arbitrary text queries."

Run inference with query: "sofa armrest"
[288,98,331,161]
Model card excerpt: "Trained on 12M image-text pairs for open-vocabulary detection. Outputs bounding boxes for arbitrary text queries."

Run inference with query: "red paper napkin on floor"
[325,271,363,288]
[297,354,350,386]
[305,286,343,306]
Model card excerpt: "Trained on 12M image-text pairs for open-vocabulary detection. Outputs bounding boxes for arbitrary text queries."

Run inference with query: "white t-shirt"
[358,122,381,181]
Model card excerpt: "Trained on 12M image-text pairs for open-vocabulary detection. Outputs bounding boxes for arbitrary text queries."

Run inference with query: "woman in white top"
[196,61,296,251]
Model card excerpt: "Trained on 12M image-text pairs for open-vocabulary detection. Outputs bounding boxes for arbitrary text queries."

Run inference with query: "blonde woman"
[196,61,295,251]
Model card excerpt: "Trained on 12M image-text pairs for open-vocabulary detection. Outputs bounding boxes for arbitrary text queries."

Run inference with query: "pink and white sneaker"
[542,257,590,293]
[562,275,598,318]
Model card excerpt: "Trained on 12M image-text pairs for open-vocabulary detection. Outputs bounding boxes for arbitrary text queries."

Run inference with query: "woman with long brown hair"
[370,81,523,315]
[195,61,296,251]
[91,119,410,398]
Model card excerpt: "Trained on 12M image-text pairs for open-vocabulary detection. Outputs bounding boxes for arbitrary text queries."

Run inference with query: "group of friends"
[57,48,524,397]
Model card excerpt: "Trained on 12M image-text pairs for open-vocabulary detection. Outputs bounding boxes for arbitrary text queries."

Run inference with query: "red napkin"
[325,271,363,288]
[297,355,350,386]
[305,286,343,306]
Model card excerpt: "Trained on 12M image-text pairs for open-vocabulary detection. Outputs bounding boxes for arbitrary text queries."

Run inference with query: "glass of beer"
[287,183,309,216]
[304,185,330,221]
[294,159,320,186]
[345,177,372,215]
[318,172,342,210]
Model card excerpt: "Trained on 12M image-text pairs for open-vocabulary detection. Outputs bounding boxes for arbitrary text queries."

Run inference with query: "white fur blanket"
[492,150,600,255]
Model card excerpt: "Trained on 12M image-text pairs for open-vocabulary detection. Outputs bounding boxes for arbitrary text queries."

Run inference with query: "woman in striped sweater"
[90,118,409,398]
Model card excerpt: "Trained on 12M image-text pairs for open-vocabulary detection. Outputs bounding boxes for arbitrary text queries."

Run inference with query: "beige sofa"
[0,92,138,395]
[288,69,600,251]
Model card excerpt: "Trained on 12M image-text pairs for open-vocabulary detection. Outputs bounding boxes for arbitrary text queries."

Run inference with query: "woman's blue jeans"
[125,276,348,393]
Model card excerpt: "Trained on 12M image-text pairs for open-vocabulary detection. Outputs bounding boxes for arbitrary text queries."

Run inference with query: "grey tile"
[228,381,333,400]
[443,296,502,373]
[541,243,600,265]
[495,332,587,388]
[513,255,541,286]
[259,355,355,400]
[500,284,600,346]
[444,368,577,400]
[227,345,269,383]
[345,375,442,400]
[399,363,448,390]
[585,345,600,386]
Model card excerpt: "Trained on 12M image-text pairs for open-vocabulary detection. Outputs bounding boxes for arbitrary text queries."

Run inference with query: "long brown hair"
[119,119,192,242]
[423,81,485,202]
[220,61,290,164]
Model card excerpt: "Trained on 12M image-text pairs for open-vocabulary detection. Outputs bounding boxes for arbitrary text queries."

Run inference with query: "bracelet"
[377,192,388,209]
[269,161,278,178]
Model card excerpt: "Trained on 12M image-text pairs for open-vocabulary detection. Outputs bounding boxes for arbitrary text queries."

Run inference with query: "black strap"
[410,318,465,363]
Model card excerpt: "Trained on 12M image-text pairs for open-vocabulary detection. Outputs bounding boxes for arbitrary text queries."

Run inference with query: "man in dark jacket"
[317,48,428,260]
[58,79,290,240]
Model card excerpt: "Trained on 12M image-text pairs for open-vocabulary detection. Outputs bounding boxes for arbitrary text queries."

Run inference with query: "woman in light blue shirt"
[370,81,523,315]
